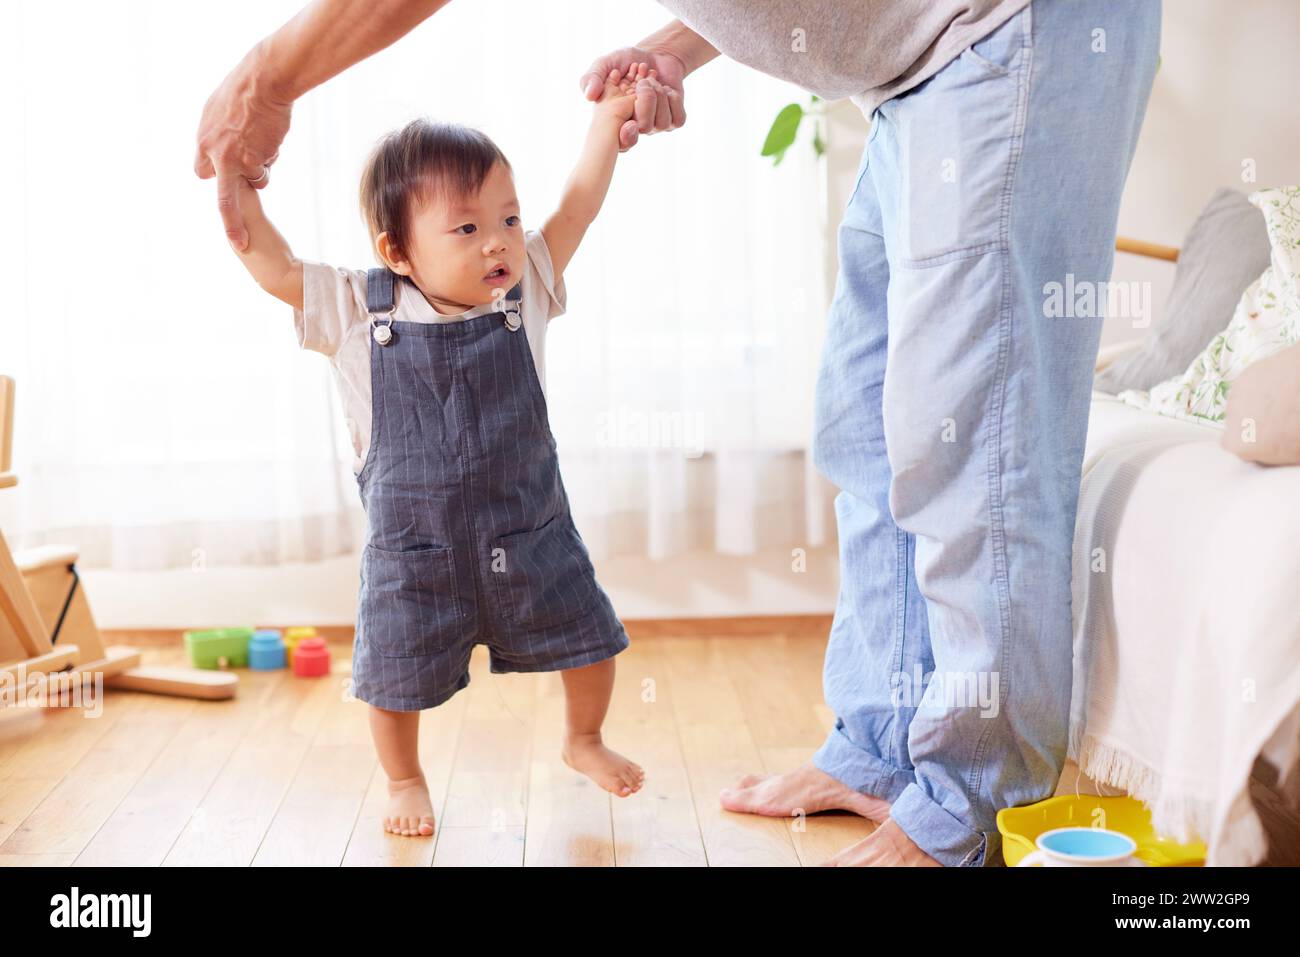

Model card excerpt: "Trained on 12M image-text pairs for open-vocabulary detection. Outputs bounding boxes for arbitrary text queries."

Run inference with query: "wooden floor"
[0,618,883,866]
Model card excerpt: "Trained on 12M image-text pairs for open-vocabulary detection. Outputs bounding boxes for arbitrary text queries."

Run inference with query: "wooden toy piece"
[291,636,330,677]
[183,628,252,669]
[102,666,242,700]
[0,375,237,703]
[283,626,317,667]
[248,628,287,670]
[2,547,237,702]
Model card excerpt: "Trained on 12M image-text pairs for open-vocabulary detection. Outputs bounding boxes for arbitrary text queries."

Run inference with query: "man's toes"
[720,782,768,811]
[823,845,851,866]
[735,772,768,789]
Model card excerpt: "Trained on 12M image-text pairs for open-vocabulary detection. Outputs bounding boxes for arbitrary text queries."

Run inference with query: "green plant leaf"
[761,103,803,158]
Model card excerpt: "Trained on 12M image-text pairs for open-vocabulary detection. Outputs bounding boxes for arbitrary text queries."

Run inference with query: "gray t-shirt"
[656,0,1032,116]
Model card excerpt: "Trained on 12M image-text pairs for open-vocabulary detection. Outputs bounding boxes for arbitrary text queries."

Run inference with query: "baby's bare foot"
[561,732,645,797]
[384,773,436,837]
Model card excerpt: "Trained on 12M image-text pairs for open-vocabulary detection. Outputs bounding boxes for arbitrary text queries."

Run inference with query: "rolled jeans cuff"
[889,781,992,867]
[812,723,915,803]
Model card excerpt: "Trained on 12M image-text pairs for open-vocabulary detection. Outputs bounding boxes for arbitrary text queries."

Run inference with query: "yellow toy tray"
[997,794,1207,866]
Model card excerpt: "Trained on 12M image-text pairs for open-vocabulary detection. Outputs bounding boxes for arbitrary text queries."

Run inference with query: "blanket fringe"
[1070,733,1269,865]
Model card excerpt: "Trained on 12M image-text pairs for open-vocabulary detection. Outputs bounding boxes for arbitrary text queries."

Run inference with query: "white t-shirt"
[292,228,567,476]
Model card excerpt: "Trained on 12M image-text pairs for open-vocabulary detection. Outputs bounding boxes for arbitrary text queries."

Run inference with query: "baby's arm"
[227,176,304,311]
[541,65,649,279]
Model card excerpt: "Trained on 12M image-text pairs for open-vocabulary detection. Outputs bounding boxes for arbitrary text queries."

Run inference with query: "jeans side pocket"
[892,12,1029,268]
[963,4,1029,77]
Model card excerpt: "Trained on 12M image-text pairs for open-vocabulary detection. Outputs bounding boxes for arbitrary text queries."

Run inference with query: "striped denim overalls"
[348,268,629,712]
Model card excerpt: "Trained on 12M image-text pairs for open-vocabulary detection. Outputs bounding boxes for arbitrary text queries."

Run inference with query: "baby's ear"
[375,232,412,275]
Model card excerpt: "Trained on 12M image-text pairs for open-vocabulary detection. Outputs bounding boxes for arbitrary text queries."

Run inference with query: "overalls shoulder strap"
[366,268,400,344]
[366,267,396,314]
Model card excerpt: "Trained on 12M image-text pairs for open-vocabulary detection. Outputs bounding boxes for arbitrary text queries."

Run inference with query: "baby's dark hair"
[359,118,511,262]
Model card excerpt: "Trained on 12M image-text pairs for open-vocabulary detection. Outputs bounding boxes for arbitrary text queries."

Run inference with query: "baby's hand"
[594,62,653,125]
[232,172,265,218]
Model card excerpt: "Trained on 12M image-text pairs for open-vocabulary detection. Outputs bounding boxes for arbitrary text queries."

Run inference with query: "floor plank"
[607,637,707,867]
[76,651,288,866]
[161,654,340,866]
[430,650,538,864]
[659,634,802,866]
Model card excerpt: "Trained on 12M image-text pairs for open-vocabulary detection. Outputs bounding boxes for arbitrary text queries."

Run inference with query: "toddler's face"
[380,161,525,315]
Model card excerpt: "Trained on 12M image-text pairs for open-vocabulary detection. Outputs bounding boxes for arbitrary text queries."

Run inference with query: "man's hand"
[194,46,294,252]
[579,46,686,151]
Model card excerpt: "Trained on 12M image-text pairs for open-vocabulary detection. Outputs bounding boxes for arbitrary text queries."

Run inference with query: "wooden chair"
[0,375,236,703]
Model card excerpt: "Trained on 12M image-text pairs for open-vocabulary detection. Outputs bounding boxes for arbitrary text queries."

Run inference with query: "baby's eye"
[505,215,521,227]
[456,223,476,235]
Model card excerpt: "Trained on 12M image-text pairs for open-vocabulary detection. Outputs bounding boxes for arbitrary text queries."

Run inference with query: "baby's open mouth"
[484,265,510,280]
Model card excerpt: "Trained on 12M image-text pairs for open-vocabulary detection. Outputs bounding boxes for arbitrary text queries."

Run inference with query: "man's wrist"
[246,38,299,105]
[638,19,717,76]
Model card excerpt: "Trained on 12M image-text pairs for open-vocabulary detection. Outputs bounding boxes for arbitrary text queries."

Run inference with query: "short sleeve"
[293,261,370,356]
[524,229,567,321]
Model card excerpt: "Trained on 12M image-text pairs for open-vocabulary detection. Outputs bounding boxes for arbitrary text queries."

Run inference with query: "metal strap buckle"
[370,307,396,345]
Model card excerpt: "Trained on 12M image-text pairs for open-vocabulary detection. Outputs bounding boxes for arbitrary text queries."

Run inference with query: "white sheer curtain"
[0,0,836,570]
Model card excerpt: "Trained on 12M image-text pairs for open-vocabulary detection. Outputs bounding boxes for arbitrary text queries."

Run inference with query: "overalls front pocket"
[359,542,463,657]
[489,512,599,631]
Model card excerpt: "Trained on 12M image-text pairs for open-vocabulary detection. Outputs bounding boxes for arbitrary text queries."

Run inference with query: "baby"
[229,65,662,837]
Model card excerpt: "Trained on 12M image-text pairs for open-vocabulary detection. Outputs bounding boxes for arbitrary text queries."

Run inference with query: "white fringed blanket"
[1070,392,1300,864]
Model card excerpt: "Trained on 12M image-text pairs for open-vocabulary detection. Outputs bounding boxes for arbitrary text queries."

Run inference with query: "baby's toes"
[619,764,644,794]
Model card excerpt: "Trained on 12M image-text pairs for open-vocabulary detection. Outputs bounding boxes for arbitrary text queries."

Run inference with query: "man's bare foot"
[719,761,891,823]
[822,817,943,867]
[561,732,645,797]
[384,773,436,837]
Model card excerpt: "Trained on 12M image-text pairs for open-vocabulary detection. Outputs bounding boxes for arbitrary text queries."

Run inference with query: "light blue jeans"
[810,0,1160,866]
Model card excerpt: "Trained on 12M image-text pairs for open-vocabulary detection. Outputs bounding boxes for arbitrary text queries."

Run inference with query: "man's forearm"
[638,18,720,76]
[256,0,452,102]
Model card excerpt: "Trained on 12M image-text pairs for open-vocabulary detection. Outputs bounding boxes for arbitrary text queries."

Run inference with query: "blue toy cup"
[248,629,287,670]
[1015,826,1141,867]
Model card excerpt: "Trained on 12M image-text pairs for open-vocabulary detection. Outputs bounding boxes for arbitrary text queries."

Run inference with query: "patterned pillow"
[1115,186,1300,425]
